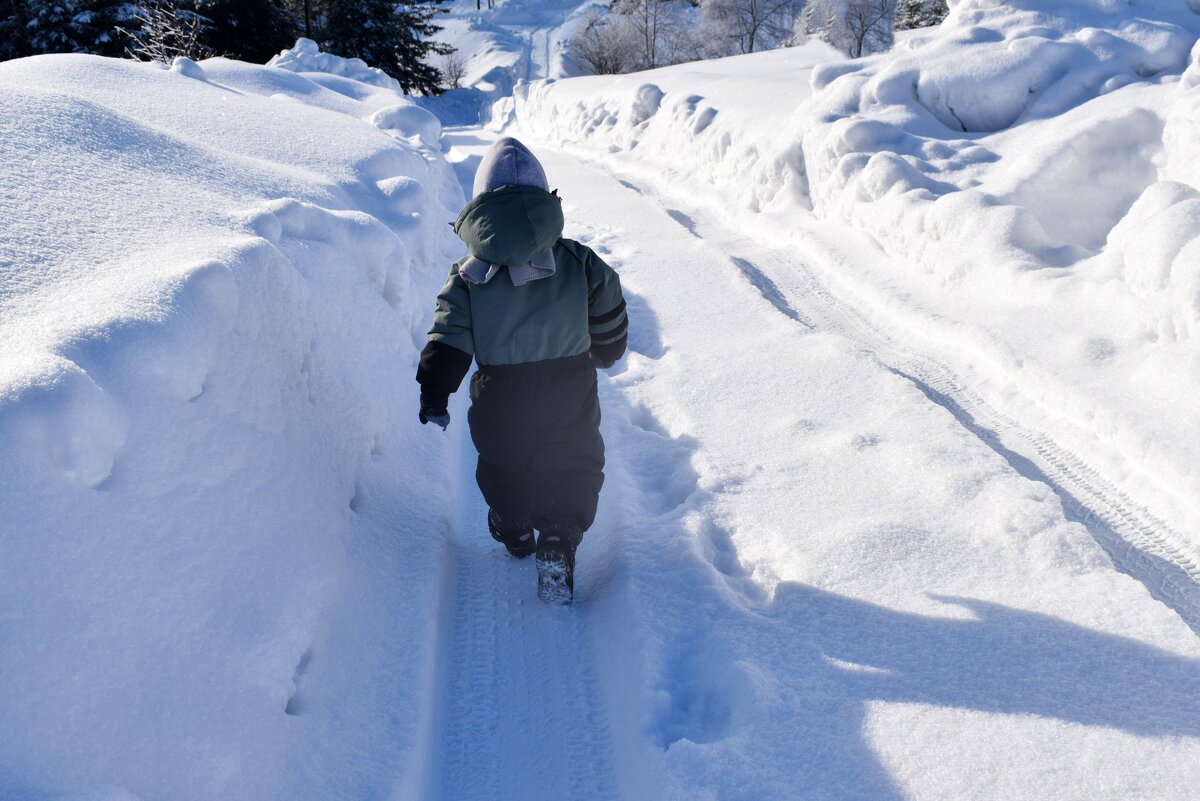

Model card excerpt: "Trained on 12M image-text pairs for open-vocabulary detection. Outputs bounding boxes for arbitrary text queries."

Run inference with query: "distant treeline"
[0,0,453,94]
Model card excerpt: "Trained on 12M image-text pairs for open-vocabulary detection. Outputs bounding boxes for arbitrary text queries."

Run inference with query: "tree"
[920,0,947,26]
[26,0,83,52]
[439,48,464,87]
[612,0,686,70]
[1,0,134,58]
[571,8,638,75]
[0,0,36,59]
[701,0,803,55]
[798,0,841,48]
[195,0,299,62]
[894,0,946,30]
[843,0,892,57]
[323,0,453,94]
[283,0,328,39]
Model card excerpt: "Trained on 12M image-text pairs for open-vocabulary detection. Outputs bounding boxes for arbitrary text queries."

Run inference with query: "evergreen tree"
[895,0,947,30]
[920,0,947,26]
[893,0,923,30]
[195,0,299,62]
[74,1,138,56]
[5,0,130,57]
[323,0,452,94]
[283,0,327,40]
[0,0,35,60]
[27,0,85,52]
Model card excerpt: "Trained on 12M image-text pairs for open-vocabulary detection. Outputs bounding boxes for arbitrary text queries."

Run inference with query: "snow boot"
[488,509,536,559]
[535,526,579,605]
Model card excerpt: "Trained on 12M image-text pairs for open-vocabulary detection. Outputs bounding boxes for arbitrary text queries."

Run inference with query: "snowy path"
[582,160,1200,637]
[434,126,1200,800]
[421,429,622,801]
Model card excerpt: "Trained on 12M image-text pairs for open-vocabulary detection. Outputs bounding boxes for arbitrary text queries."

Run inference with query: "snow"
[417,0,605,124]
[4,1,1200,799]
[0,49,462,800]
[268,37,403,92]
[508,0,1200,554]
[448,133,1200,801]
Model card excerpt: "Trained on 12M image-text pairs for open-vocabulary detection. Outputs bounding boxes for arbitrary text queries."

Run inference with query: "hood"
[455,138,562,286]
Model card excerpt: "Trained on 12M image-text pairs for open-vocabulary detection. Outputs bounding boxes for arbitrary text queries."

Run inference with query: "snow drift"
[509,0,1200,545]
[0,49,462,801]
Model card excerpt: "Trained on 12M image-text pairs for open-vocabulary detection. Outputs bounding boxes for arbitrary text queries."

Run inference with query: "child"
[416,138,628,604]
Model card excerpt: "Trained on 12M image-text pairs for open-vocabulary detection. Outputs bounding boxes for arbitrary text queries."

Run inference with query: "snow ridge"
[0,51,463,801]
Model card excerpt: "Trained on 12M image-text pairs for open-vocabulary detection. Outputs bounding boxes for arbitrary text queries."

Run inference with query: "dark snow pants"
[467,353,604,548]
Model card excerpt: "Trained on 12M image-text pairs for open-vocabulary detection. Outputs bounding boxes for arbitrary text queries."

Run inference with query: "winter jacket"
[416,184,628,402]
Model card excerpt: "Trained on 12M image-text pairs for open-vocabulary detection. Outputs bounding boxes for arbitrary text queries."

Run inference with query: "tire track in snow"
[601,167,1200,636]
[423,433,623,801]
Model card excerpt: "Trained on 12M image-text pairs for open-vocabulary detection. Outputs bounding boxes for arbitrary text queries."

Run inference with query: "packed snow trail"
[573,159,1200,637]
[430,127,1200,801]
[421,421,622,801]
[417,129,630,801]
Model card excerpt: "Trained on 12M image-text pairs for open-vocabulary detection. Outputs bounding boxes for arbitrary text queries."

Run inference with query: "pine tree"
[893,0,923,30]
[8,0,124,56]
[74,1,138,56]
[0,0,35,60]
[895,0,948,31]
[195,0,299,62]
[283,0,328,40]
[323,0,452,94]
[27,0,84,52]
[920,0,947,27]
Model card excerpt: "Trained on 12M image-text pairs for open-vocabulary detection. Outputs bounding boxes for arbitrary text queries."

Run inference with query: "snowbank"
[510,2,1200,544]
[268,37,402,92]
[512,42,844,212]
[0,50,462,800]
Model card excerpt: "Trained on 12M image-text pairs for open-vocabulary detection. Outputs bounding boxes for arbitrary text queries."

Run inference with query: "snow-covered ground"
[510,0,1200,586]
[3,0,1200,798]
[420,0,600,124]
[438,127,1200,801]
[0,49,463,800]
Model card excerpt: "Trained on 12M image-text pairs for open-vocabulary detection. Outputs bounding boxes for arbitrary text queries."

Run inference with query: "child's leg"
[531,364,605,545]
[466,370,536,532]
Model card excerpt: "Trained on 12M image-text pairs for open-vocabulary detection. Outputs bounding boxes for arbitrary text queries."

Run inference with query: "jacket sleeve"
[584,248,628,365]
[416,264,474,399]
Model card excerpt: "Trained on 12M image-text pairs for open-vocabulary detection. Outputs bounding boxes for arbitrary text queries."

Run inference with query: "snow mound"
[514,43,844,213]
[0,52,463,800]
[369,102,443,147]
[268,37,402,91]
[801,0,1200,272]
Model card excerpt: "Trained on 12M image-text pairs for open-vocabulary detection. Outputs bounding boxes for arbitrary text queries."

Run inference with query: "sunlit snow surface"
[511,0,1200,545]
[0,52,463,799]
[3,1,1200,798]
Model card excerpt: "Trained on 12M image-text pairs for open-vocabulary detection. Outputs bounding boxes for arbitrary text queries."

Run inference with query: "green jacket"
[429,237,627,367]
[416,184,628,401]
